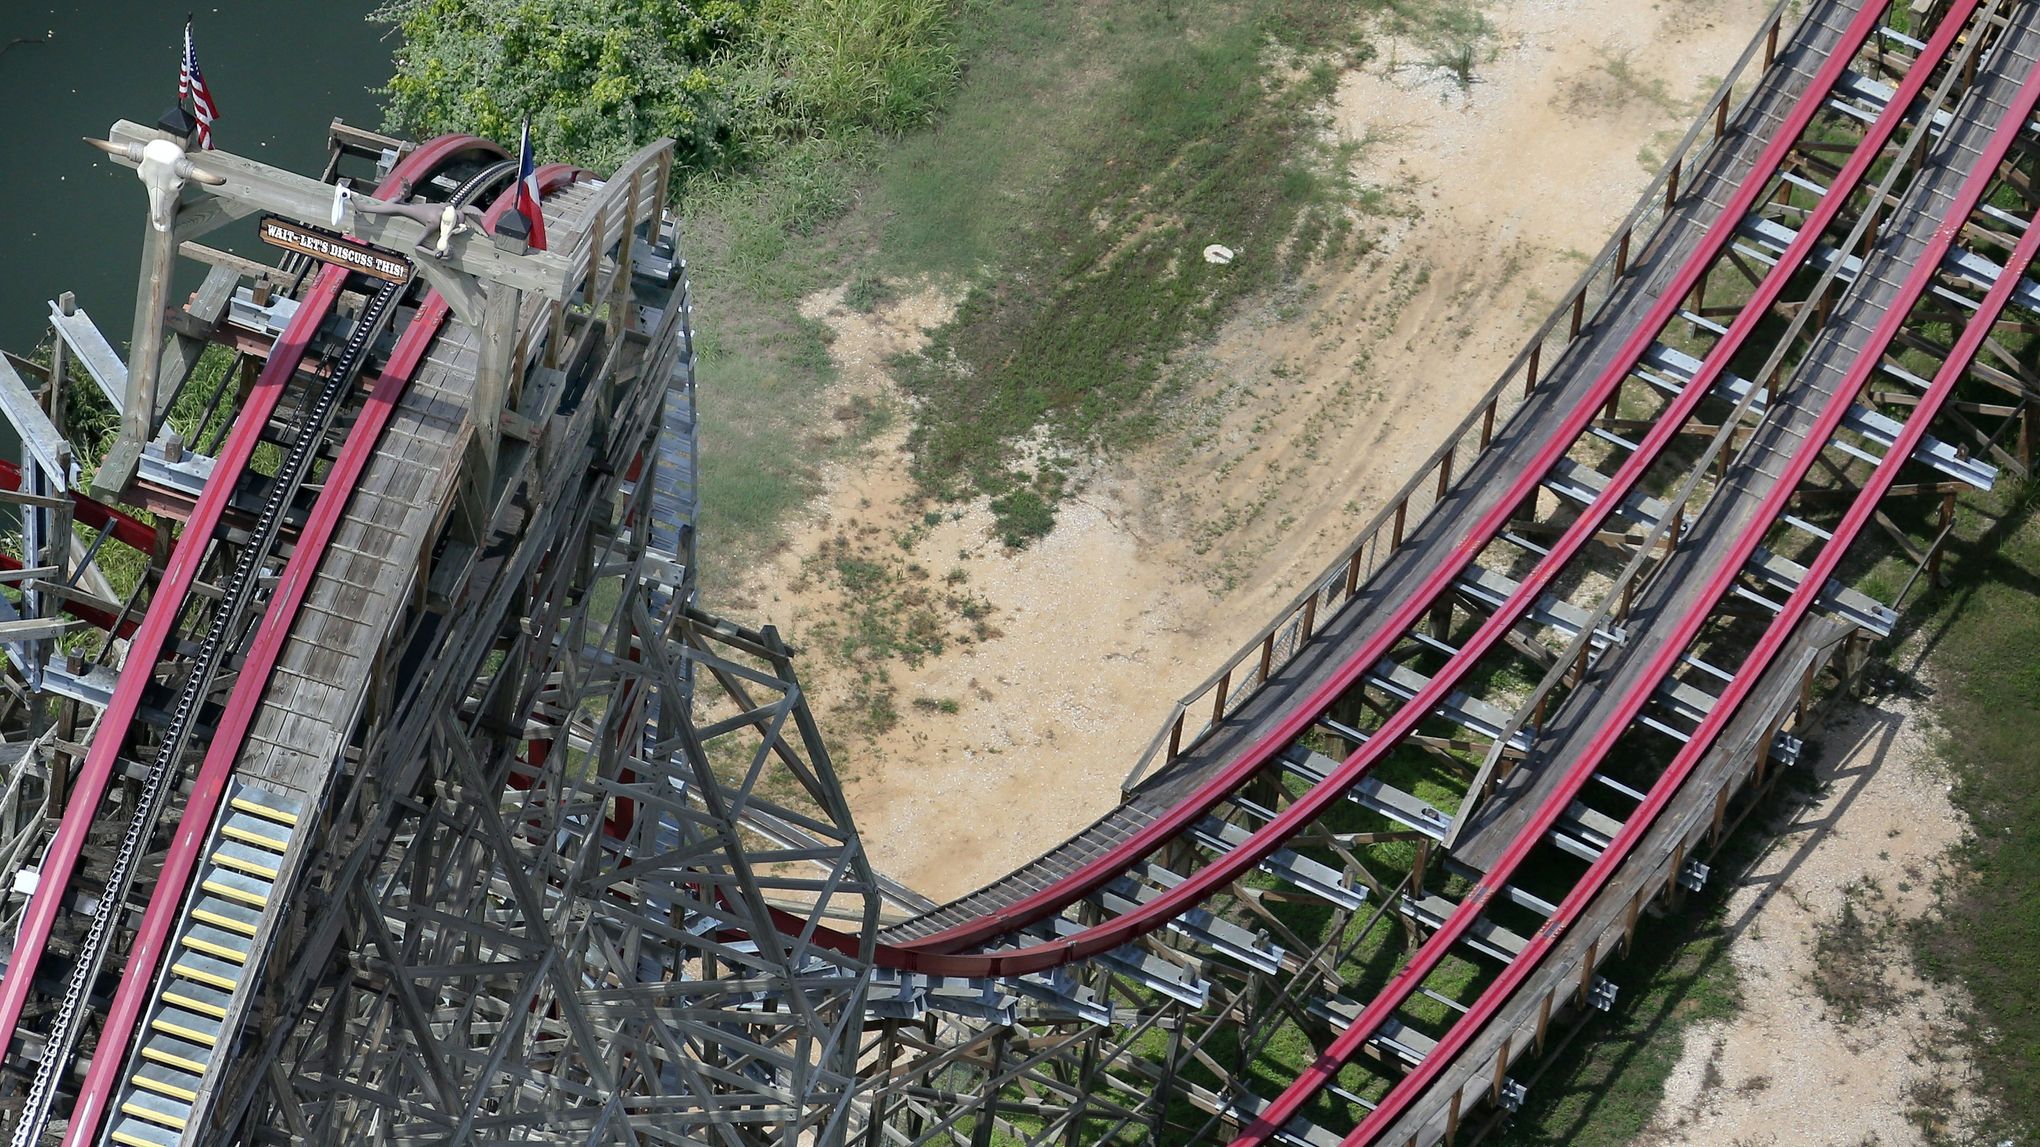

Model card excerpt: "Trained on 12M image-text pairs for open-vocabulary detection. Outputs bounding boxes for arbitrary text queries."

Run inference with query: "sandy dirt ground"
[1641,690,1987,1145]
[750,0,1776,900]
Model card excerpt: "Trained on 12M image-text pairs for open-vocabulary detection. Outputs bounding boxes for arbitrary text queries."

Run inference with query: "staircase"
[107,783,306,1147]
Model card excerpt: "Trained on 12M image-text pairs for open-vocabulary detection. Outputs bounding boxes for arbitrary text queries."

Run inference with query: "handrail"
[1124,0,1798,792]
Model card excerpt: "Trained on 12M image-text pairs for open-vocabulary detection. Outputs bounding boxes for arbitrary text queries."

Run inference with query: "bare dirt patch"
[736,0,1772,901]
[1640,692,1987,1145]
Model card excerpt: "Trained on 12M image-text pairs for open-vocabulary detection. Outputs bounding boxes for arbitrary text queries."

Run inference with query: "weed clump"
[988,488,1055,548]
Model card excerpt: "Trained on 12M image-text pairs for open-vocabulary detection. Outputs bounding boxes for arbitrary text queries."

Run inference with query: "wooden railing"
[1123,0,1800,793]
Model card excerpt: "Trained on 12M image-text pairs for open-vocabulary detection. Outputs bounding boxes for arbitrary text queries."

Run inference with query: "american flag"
[179,19,218,149]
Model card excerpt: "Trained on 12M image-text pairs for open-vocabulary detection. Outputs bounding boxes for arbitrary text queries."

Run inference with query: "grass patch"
[1899,480,2040,1141]
[1810,875,1904,1024]
[791,527,998,743]
[894,0,1373,517]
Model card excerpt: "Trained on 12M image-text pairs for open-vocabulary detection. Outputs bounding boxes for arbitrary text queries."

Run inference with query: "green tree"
[378,0,751,176]
[375,0,956,184]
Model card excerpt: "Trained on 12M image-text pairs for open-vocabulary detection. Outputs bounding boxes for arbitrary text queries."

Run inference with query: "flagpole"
[180,14,193,117]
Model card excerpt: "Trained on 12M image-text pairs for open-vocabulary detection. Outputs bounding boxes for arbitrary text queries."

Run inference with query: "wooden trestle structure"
[0,0,2036,1143]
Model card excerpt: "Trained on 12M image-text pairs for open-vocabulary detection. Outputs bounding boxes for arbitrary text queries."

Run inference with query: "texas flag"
[515,119,547,251]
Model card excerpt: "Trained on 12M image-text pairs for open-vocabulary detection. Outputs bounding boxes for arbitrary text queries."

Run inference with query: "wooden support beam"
[105,119,576,298]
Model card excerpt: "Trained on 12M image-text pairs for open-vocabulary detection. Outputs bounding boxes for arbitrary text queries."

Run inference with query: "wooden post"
[1392,499,1409,548]
[1300,594,1318,641]
[607,168,642,339]
[971,1029,1007,1147]
[1436,450,1454,500]
[472,283,523,474]
[1526,342,1541,396]
[1535,991,1552,1054]
[1929,490,1956,585]
[1480,398,1496,450]
[126,212,177,450]
[1615,229,1632,277]
[1570,289,1586,338]
[1212,670,1232,725]
[1167,712,1184,761]
[1664,158,1682,213]
[2018,397,2034,477]
[865,1024,898,1147]
[1345,547,1364,596]
[545,300,568,370]
[1765,17,1780,68]
[1260,632,1277,682]
[48,294,73,429]
[583,205,608,312]
[1489,1035,1511,1104]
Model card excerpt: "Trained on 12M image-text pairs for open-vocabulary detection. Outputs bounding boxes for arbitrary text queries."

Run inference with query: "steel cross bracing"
[217,226,887,1143]
[0,121,877,1147]
[0,132,510,1144]
[71,137,887,1146]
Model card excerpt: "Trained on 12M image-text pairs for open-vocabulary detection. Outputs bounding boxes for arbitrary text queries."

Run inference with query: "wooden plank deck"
[234,177,612,802]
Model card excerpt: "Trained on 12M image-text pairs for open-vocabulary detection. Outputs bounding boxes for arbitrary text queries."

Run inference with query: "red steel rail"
[0,134,499,1057]
[794,0,1893,977]
[0,461,154,552]
[1246,28,2040,1147]
[58,163,586,1147]
[0,459,160,634]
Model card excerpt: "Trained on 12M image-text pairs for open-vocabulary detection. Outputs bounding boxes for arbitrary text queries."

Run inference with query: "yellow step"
[199,877,270,909]
[171,960,239,992]
[192,906,258,938]
[211,850,280,880]
[220,822,289,851]
[230,795,299,827]
[132,1069,198,1103]
[120,1099,187,1132]
[163,988,228,1020]
[150,1015,217,1048]
[181,932,249,963]
[141,1043,207,1075]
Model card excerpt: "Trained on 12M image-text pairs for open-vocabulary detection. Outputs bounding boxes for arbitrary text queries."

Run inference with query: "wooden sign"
[257,215,412,284]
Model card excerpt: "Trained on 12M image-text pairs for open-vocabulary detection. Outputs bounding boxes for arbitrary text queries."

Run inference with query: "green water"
[0,2,388,354]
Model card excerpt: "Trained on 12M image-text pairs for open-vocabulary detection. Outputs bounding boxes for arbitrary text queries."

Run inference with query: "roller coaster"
[0,0,2032,1143]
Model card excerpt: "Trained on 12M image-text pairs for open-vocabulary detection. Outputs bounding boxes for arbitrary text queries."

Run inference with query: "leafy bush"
[374,0,956,183]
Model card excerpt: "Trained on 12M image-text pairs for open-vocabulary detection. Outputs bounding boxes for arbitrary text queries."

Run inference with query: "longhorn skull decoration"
[85,136,226,232]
